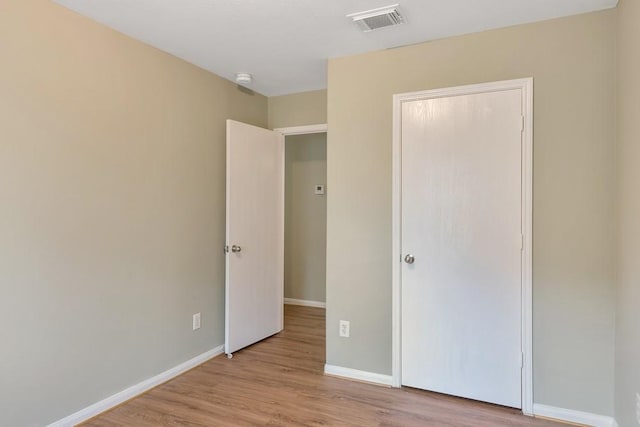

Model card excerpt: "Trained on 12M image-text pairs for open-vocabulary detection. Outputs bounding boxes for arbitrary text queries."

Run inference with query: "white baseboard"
[533,403,617,427]
[48,345,224,427]
[284,298,326,308]
[324,364,392,387]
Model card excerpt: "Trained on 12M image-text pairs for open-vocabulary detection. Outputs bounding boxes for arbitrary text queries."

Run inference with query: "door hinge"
[520,351,524,368]
[521,115,525,133]
[520,234,524,251]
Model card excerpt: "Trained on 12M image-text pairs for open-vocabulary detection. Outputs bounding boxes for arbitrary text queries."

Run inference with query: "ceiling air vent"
[347,4,405,32]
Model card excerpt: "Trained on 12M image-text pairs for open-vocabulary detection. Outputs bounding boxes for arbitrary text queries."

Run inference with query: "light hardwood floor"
[83,305,564,426]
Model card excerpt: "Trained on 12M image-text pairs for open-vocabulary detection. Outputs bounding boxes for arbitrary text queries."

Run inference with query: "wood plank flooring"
[83,305,565,427]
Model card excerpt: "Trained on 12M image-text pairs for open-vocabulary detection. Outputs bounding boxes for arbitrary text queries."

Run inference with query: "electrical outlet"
[339,320,350,338]
[636,392,640,424]
[193,313,201,330]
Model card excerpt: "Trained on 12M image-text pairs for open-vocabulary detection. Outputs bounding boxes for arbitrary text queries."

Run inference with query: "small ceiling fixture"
[235,72,252,85]
[347,4,405,32]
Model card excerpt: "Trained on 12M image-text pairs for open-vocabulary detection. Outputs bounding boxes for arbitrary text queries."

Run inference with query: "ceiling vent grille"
[347,4,405,32]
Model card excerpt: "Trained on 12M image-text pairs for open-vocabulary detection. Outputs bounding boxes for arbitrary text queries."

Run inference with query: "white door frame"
[274,124,328,136]
[273,123,328,306]
[391,78,533,415]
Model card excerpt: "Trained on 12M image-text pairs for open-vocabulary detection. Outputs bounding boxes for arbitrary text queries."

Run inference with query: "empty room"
[1,0,638,426]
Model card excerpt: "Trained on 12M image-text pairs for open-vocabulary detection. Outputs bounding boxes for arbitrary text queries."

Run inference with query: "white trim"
[277,131,286,332]
[324,364,393,387]
[47,346,224,427]
[274,124,327,136]
[391,78,534,414]
[225,120,232,354]
[520,78,534,416]
[284,298,326,308]
[391,82,403,389]
[533,404,617,427]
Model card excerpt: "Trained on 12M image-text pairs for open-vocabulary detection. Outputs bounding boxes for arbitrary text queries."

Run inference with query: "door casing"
[274,123,328,308]
[391,78,533,415]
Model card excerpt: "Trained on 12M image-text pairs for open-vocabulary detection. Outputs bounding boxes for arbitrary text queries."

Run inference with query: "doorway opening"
[276,125,328,312]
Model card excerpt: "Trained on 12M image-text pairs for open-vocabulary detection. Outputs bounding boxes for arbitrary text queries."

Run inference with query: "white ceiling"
[53,0,618,96]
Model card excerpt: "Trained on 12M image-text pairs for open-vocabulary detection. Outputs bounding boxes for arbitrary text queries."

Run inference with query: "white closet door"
[225,120,284,355]
[401,89,523,408]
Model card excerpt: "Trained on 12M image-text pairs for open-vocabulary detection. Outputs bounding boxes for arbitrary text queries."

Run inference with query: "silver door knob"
[231,245,242,253]
[404,254,415,264]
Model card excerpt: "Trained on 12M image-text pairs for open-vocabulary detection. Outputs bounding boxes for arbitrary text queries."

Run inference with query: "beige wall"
[615,1,640,425]
[326,11,617,416]
[285,134,327,303]
[0,0,627,424]
[268,90,327,129]
[0,1,267,426]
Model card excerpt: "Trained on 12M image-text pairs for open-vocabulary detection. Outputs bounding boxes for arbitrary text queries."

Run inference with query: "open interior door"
[225,120,284,356]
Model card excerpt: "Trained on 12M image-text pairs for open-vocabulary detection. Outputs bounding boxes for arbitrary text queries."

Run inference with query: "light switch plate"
[315,184,325,195]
